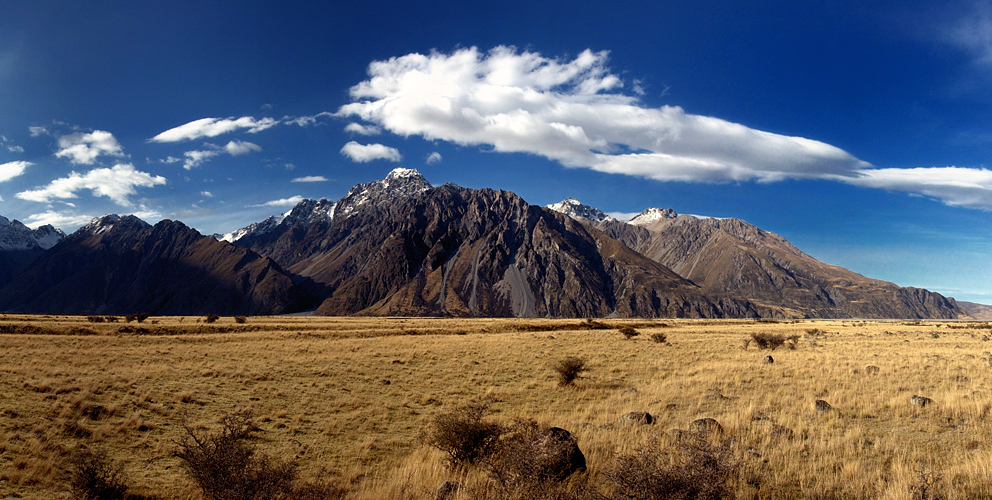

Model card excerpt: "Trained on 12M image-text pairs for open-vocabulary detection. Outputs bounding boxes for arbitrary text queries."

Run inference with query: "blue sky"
[1,1,991,304]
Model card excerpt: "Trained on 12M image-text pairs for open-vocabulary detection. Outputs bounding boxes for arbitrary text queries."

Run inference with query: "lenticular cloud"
[337,46,870,183]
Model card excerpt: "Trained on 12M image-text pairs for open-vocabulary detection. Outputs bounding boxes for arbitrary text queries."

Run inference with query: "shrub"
[204,314,220,324]
[428,400,504,468]
[70,447,130,500]
[105,316,119,323]
[606,437,735,500]
[651,332,668,344]
[750,332,799,351]
[175,410,297,500]
[619,326,641,340]
[124,313,150,323]
[233,316,247,324]
[553,356,588,387]
[86,315,105,323]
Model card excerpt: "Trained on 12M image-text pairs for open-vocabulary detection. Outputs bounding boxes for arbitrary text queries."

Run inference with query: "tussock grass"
[0,316,991,498]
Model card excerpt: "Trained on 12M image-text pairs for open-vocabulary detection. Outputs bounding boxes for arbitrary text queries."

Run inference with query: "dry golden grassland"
[1,315,992,498]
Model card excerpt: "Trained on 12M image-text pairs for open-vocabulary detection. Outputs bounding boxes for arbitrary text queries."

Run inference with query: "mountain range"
[0,168,982,319]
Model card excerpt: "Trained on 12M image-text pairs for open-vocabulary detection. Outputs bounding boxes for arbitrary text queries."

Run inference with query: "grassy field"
[1,315,992,498]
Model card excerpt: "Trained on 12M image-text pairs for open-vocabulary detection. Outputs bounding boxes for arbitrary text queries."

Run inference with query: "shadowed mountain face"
[237,183,762,318]
[587,211,961,319]
[0,216,307,315]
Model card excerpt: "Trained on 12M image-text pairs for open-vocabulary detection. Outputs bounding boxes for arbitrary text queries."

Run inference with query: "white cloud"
[150,116,278,142]
[291,175,328,182]
[947,1,992,66]
[337,46,868,183]
[1,135,23,153]
[183,149,221,170]
[201,191,214,197]
[224,140,262,155]
[335,46,992,211]
[24,210,95,230]
[181,140,260,170]
[340,141,402,162]
[286,112,333,126]
[426,151,442,164]
[160,156,182,164]
[250,195,304,207]
[0,160,30,182]
[16,163,167,207]
[54,130,125,165]
[344,122,382,135]
[28,126,48,137]
[842,166,992,210]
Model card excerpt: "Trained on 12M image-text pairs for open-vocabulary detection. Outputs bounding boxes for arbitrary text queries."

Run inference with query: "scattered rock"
[814,400,833,412]
[532,427,587,481]
[380,379,391,385]
[435,481,461,500]
[690,417,723,435]
[620,411,654,425]
[865,365,880,374]
[664,403,678,411]
[910,395,934,407]
[763,355,774,364]
[705,391,728,400]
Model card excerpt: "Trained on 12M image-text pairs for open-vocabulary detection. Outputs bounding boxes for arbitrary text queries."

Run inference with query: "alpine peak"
[546,198,614,222]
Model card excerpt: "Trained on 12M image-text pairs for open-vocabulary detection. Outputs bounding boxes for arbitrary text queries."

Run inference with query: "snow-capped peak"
[81,214,121,235]
[0,216,66,250]
[546,198,614,222]
[628,207,678,225]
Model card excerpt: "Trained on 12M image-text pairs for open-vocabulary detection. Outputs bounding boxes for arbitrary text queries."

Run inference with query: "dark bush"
[606,437,735,500]
[750,332,799,351]
[105,316,119,323]
[233,316,247,324]
[619,326,640,340]
[553,356,588,387]
[204,314,220,324]
[428,400,504,468]
[650,332,668,344]
[86,315,105,323]
[70,447,130,500]
[175,410,297,500]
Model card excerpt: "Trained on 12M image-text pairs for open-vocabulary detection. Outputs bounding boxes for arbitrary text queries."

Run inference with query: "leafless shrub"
[428,400,504,468]
[910,464,944,500]
[204,314,220,324]
[553,357,588,387]
[606,437,735,500]
[619,326,641,340]
[70,447,130,500]
[175,410,296,500]
[750,332,800,351]
[650,332,668,344]
[233,316,247,324]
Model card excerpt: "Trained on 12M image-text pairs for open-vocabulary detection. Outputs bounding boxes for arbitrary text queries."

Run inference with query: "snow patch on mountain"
[628,207,679,225]
[217,168,431,242]
[546,198,614,222]
[0,216,66,250]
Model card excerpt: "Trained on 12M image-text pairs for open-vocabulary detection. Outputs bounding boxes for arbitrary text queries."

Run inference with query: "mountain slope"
[547,201,961,319]
[0,216,307,315]
[278,184,761,318]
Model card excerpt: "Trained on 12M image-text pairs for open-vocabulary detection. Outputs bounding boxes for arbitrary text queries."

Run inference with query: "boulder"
[690,417,723,435]
[814,400,833,412]
[620,411,654,425]
[910,395,934,407]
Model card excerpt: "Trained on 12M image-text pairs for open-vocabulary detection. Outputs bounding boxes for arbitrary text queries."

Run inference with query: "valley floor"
[1,315,991,498]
